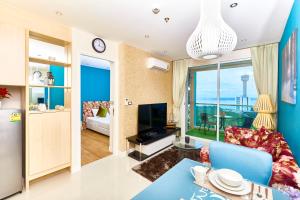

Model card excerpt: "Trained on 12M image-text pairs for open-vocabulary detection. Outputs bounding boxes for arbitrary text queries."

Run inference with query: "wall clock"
[92,38,106,53]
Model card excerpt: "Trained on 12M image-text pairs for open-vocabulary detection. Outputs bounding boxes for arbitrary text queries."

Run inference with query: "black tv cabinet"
[126,128,180,161]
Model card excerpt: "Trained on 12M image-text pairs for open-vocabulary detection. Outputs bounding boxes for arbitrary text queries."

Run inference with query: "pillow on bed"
[92,109,98,117]
[97,106,108,117]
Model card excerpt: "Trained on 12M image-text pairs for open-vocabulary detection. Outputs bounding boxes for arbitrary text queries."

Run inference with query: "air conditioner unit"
[147,57,169,71]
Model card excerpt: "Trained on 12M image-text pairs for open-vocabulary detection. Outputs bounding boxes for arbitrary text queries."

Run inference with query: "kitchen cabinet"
[0,23,25,86]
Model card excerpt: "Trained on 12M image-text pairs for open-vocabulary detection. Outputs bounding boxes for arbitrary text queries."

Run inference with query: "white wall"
[71,28,120,172]
[0,86,24,109]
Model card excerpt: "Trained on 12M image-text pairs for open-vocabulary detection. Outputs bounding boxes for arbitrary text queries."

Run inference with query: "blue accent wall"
[50,66,65,109]
[80,65,110,118]
[278,0,300,164]
[45,66,65,109]
[193,71,197,126]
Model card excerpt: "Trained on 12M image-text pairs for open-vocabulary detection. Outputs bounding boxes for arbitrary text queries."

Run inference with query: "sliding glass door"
[186,60,257,141]
[187,64,219,140]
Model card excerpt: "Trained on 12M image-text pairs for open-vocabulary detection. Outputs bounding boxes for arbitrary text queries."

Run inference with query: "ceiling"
[3,0,294,60]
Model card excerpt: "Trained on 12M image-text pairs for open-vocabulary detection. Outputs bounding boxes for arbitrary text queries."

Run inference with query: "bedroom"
[80,55,112,166]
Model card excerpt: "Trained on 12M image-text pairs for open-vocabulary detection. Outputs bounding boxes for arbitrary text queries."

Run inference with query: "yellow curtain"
[251,43,278,106]
[172,59,190,126]
[251,43,278,128]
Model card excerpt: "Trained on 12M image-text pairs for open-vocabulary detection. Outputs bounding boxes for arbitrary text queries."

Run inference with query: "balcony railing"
[188,102,257,130]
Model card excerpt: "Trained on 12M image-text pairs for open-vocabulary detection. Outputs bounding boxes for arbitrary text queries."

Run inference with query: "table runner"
[132,158,289,200]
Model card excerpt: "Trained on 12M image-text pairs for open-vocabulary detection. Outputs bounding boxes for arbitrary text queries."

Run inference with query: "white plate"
[208,171,251,196]
[215,173,245,191]
[217,168,243,187]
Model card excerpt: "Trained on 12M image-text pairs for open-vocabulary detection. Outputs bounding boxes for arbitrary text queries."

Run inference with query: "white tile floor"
[10,155,151,200]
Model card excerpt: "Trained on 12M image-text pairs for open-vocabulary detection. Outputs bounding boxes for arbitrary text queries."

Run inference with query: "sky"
[195,66,258,105]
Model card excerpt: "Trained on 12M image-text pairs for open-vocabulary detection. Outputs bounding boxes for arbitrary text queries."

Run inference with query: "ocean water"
[196,97,257,107]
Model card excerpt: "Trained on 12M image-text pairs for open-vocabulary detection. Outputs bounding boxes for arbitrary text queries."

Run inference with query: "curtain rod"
[172,42,279,62]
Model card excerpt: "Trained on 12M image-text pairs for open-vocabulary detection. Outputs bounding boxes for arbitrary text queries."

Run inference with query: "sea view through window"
[187,62,258,141]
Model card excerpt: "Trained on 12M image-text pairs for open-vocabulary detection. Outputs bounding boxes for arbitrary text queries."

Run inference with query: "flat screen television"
[138,103,167,135]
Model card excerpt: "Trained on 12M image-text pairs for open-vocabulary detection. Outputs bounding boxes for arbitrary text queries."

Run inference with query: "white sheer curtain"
[251,43,278,106]
[173,59,190,126]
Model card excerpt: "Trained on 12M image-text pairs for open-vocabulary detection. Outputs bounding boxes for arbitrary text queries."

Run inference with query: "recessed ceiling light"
[145,34,150,39]
[164,17,170,23]
[230,3,238,8]
[55,11,63,16]
[152,8,160,14]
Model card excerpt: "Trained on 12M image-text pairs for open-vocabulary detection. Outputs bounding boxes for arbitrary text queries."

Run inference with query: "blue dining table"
[132,158,289,200]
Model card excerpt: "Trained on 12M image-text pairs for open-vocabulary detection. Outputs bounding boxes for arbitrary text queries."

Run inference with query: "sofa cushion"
[200,146,210,163]
[271,155,300,189]
[225,126,261,148]
[200,126,300,189]
[225,126,287,161]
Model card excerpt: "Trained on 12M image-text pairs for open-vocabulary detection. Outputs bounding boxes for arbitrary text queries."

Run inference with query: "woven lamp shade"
[253,94,276,130]
[186,0,237,60]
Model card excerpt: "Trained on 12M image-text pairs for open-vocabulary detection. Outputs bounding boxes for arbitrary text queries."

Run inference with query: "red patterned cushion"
[201,126,300,189]
[225,126,260,148]
[200,146,210,163]
[271,155,300,189]
[258,133,285,161]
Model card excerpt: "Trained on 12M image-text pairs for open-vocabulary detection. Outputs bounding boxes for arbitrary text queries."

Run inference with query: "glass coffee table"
[173,136,203,150]
[173,137,203,161]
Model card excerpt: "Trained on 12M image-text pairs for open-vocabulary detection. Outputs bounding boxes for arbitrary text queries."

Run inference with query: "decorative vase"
[46,72,55,86]
[185,136,190,144]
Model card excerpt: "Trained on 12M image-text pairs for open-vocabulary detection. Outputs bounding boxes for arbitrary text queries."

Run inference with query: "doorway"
[80,55,113,165]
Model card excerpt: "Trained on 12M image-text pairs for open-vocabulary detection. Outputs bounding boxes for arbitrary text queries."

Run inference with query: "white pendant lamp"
[186,0,237,60]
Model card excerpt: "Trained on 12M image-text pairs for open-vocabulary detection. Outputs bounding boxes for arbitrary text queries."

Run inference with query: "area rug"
[132,147,200,182]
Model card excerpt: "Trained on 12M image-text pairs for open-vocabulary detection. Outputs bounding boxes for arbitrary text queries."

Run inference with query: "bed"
[82,101,111,136]
[86,115,110,136]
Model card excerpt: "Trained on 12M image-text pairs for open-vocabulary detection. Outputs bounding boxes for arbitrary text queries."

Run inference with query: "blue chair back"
[209,141,273,185]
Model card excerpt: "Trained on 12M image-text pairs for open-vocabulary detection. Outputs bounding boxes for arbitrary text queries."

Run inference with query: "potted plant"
[0,87,11,109]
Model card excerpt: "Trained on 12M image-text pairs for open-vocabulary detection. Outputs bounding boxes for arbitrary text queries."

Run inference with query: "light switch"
[124,98,132,106]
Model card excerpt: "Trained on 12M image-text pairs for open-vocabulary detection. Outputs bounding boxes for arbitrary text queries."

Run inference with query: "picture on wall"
[282,29,297,104]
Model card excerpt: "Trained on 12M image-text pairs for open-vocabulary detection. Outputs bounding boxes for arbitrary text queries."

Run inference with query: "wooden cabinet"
[0,23,25,86]
[28,111,71,179]
[25,31,72,187]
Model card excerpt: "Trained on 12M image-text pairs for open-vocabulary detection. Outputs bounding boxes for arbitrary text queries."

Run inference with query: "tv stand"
[126,128,180,161]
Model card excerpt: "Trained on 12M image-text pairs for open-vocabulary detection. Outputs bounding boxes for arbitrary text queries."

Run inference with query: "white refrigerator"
[0,109,23,199]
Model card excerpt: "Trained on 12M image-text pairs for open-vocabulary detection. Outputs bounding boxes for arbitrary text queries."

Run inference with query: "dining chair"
[209,141,273,185]
[238,117,253,128]
[199,112,217,132]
